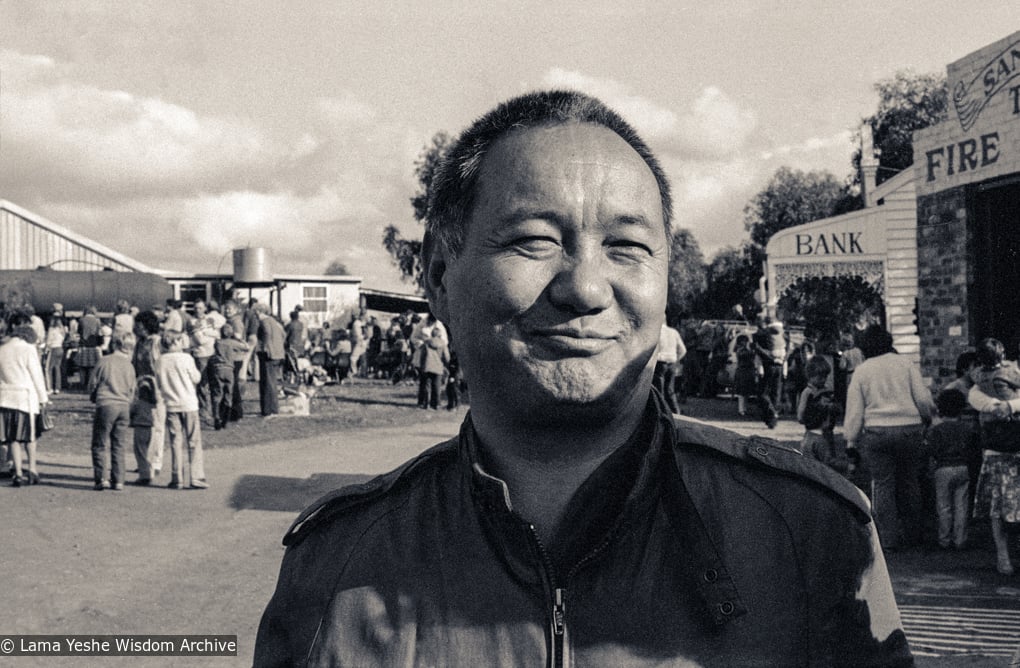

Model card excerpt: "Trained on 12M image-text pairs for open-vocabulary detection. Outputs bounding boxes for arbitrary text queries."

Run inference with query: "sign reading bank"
[767,210,886,260]
[914,31,1020,196]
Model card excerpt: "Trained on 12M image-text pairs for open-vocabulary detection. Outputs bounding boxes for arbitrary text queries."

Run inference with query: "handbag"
[37,404,55,433]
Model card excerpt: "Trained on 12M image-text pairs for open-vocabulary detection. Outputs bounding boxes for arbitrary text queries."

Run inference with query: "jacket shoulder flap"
[282,438,458,547]
[672,417,871,522]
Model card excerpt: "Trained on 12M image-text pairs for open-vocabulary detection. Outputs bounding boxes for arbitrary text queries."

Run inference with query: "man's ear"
[422,231,450,324]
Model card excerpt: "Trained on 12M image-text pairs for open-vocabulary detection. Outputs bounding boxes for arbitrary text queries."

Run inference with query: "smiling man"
[255,92,913,667]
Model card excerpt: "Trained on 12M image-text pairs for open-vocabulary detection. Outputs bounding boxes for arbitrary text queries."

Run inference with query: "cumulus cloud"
[0,50,310,198]
[540,68,756,159]
[676,87,758,158]
[0,49,428,290]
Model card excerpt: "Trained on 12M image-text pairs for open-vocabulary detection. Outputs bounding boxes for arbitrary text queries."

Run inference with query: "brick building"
[913,30,1020,383]
[766,31,1020,384]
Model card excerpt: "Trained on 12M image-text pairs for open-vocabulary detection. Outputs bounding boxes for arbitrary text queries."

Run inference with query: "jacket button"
[719,601,735,616]
[754,446,769,456]
[703,568,718,583]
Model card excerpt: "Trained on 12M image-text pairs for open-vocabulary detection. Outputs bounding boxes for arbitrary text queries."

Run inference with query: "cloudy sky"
[2,1,1017,292]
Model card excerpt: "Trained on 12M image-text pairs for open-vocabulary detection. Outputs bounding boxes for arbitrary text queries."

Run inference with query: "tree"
[410,131,452,224]
[697,243,765,320]
[382,225,423,290]
[777,275,883,341]
[744,166,851,248]
[853,70,949,186]
[383,131,453,290]
[323,259,350,276]
[666,228,706,321]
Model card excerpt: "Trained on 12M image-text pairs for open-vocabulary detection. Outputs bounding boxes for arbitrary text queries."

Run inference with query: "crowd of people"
[724,319,1020,576]
[311,310,464,410]
[0,297,469,491]
[649,313,1020,576]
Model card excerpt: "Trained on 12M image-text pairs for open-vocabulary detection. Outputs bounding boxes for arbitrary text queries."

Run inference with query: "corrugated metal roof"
[0,199,155,273]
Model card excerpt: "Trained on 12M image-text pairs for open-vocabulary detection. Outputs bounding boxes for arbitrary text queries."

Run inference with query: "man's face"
[432,122,668,417]
[224,303,237,318]
[194,301,206,316]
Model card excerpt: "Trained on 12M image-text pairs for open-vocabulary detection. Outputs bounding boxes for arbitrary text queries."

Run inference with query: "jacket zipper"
[528,524,569,668]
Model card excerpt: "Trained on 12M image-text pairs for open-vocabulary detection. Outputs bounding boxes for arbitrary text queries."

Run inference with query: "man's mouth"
[527,327,620,355]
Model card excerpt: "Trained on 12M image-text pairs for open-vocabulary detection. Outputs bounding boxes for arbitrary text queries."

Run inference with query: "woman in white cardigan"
[0,315,49,486]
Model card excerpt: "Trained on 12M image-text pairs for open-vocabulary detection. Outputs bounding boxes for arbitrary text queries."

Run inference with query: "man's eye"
[510,237,559,253]
[606,240,652,259]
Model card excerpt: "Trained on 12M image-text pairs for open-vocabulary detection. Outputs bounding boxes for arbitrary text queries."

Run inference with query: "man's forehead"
[474,122,662,207]
[485,122,649,171]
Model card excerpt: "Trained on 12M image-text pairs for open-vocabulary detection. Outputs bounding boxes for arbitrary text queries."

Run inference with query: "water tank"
[233,247,272,284]
[0,270,172,315]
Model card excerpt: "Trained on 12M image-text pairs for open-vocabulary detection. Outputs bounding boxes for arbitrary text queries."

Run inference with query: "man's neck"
[471,390,650,546]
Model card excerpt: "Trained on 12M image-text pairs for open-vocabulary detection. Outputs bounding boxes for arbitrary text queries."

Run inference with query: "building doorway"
[971,178,1020,358]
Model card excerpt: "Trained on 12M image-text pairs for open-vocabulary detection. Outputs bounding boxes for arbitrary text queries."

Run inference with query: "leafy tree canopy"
[744,166,854,247]
[697,242,765,320]
[852,70,948,186]
[323,259,351,276]
[410,131,453,224]
[666,228,707,322]
[777,275,883,341]
[382,225,424,291]
[384,131,453,291]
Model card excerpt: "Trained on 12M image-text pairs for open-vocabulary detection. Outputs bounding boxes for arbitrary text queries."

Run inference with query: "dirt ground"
[0,382,1011,666]
[0,379,464,667]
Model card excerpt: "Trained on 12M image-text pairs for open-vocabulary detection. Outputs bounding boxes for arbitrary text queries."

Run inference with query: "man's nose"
[547,250,613,314]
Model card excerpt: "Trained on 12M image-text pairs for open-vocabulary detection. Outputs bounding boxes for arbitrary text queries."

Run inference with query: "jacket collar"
[459,392,747,625]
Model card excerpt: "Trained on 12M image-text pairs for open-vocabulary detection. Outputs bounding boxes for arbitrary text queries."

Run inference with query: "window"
[303,285,328,315]
[177,283,208,314]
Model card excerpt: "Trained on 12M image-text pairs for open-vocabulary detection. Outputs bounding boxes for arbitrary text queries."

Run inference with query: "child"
[800,394,849,475]
[208,323,249,430]
[732,335,757,417]
[89,332,137,491]
[797,355,833,425]
[156,330,207,489]
[130,375,159,485]
[926,389,977,549]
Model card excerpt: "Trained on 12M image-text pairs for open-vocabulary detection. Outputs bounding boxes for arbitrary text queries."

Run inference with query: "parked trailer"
[0,269,172,316]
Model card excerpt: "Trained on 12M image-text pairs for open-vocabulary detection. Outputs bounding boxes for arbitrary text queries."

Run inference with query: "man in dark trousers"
[255,91,912,667]
[255,303,285,417]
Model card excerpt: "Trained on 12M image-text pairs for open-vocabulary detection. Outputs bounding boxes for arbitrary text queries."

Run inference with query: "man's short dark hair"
[136,310,161,336]
[805,355,831,379]
[935,389,967,418]
[954,351,978,377]
[858,325,894,359]
[424,90,673,258]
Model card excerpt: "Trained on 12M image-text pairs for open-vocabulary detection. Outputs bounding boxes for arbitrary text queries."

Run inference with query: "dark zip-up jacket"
[255,397,912,667]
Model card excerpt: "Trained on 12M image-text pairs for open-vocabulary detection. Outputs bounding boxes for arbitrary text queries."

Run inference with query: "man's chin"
[512,362,644,420]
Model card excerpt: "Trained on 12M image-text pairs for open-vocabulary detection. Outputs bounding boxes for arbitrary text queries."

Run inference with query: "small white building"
[764,167,920,364]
